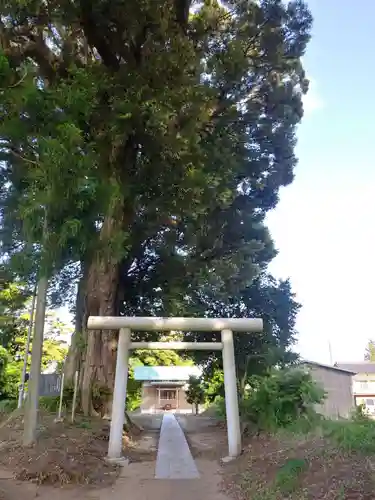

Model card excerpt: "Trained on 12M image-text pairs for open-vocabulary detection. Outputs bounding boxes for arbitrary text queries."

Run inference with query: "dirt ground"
[222,432,375,500]
[2,411,375,499]
[0,412,230,500]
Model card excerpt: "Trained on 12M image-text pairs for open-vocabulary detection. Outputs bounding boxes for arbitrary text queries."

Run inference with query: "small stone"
[221,456,236,463]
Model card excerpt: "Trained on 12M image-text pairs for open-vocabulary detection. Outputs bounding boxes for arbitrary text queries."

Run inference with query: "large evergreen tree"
[0,0,312,415]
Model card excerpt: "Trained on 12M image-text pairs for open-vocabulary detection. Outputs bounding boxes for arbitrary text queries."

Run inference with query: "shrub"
[323,417,375,454]
[0,347,12,398]
[3,361,23,399]
[0,398,17,414]
[39,396,61,413]
[274,458,308,494]
[213,396,226,419]
[239,368,325,432]
[126,371,142,412]
[351,403,368,421]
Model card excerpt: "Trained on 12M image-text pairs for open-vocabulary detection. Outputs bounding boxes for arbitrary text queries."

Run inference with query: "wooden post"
[56,372,65,421]
[71,371,79,423]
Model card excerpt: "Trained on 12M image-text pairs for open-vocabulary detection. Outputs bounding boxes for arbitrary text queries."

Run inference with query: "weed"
[0,398,17,414]
[322,418,375,454]
[77,420,91,429]
[336,484,347,500]
[39,396,61,413]
[274,458,308,494]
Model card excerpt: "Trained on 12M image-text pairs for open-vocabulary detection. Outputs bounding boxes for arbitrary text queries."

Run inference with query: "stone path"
[155,413,200,479]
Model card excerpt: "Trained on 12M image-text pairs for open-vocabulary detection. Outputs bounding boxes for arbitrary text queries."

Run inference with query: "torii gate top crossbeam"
[87,316,263,332]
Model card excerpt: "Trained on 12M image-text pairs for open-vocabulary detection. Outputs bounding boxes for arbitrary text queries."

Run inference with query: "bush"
[3,361,23,399]
[0,398,17,414]
[126,371,142,412]
[322,417,375,454]
[39,396,61,413]
[211,397,226,420]
[38,382,80,415]
[274,458,308,494]
[0,347,12,398]
[239,368,325,432]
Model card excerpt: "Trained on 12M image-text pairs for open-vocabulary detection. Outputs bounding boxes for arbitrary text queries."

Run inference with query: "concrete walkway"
[155,413,200,479]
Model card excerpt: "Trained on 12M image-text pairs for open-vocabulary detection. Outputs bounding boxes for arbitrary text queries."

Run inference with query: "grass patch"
[238,458,309,500]
[223,415,375,500]
[76,420,92,429]
[322,417,375,454]
[0,399,17,415]
[274,458,308,494]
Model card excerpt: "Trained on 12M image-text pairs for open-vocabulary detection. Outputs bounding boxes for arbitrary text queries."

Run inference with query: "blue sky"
[266,0,375,363]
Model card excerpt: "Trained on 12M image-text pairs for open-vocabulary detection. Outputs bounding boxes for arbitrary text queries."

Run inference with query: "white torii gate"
[87,316,263,461]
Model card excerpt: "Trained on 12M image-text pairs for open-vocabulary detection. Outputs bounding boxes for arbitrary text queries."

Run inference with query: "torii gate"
[87,316,263,461]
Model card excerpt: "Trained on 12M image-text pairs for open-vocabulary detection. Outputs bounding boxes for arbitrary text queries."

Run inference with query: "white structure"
[87,316,263,461]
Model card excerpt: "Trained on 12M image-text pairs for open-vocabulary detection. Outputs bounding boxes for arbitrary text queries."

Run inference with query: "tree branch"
[79,0,120,70]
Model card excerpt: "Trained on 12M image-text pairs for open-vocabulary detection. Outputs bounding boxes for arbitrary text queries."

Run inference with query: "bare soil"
[221,432,375,500]
[0,412,229,500]
[1,411,374,499]
[0,410,155,493]
[176,415,228,460]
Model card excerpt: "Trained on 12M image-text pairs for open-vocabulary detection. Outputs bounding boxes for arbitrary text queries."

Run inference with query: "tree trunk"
[64,262,89,383]
[67,143,137,416]
[65,212,126,416]
[81,217,123,416]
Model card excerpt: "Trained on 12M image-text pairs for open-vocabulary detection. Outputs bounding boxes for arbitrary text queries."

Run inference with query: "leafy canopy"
[0,0,311,399]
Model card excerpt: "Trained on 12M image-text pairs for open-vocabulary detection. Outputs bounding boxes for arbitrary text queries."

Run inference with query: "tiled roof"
[335,362,375,374]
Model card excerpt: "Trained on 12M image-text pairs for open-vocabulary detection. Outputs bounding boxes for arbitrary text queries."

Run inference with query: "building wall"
[140,385,194,413]
[306,365,354,419]
[352,373,375,395]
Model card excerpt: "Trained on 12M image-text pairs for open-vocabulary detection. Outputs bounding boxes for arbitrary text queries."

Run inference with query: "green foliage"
[126,365,142,412]
[39,396,61,413]
[322,417,375,454]
[274,458,308,495]
[185,375,205,413]
[0,346,10,398]
[0,0,312,400]
[202,368,225,403]
[0,281,69,399]
[0,398,17,414]
[364,340,375,361]
[188,276,301,391]
[351,403,368,421]
[217,369,325,433]
[132,347,191,368]
[0,278,29,347]
[212,397,226,419]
